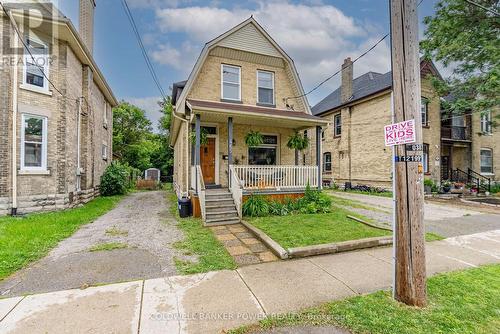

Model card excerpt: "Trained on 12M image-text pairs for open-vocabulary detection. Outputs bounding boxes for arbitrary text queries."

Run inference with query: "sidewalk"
[1,230,499,334]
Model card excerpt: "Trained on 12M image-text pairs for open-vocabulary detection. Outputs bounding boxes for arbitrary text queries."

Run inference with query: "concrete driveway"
[329,191,500,237]
[0,191,190,298]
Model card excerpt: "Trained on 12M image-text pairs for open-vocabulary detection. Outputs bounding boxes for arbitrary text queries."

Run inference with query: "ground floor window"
[323,152,332,172]
[248,135,277,165]
[423,143,429,173]
[21,114,47,170]
[480,148,493,174]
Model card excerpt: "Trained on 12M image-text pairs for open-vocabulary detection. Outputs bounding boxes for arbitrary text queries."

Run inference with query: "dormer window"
[23,37,49,92]
[221,64,241,101]
[257,70,274,106]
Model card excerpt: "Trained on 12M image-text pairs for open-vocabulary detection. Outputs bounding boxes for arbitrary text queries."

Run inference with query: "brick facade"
[0,11,115,215]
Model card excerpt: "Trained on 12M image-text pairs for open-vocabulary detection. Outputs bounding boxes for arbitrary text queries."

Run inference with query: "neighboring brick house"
[171,17,328,224]
[0,1,117,215]
[309,58,499,190]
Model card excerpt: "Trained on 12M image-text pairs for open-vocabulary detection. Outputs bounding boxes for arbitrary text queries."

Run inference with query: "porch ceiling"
[187,99,329,129]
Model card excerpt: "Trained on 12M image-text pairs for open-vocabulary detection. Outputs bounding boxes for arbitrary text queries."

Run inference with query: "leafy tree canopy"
[420,0,499,122]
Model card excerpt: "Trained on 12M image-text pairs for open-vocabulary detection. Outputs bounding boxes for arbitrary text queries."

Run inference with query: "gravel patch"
[0,191,194,297]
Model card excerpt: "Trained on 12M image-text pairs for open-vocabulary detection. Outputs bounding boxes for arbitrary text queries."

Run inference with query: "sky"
[54,0,442,129]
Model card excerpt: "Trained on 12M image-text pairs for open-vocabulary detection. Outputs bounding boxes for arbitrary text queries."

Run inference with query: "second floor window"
[421,98,429,126]
[323,152,332,172]
[221,64,241,101]
[334,113,341,136]
[480,111,492,134]
[21,114,47,170]
[24,37,49,91]
[103,102,108,128]
[102,144,108,160]
[257,70,274,105]
[480,148,493,174]
[423,143,429,173]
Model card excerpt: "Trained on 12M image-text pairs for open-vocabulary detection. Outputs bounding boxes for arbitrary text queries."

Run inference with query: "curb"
[240,220,289,259]
[346,215,393,231]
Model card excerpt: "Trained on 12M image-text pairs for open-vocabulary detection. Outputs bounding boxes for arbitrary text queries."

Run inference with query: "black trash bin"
[178,197,191,218]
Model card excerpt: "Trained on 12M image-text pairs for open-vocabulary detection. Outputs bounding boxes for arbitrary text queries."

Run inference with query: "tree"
[112,101,157,172]
[151,97,175,179]
[420,0,499,124]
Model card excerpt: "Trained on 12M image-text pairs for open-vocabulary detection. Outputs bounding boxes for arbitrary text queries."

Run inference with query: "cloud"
[151,1,391,105]
[124,96,163,131]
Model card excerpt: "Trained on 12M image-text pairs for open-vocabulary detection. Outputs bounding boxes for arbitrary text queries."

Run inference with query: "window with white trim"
[248,135,277,165]
[21,114,47,170]
[102,144,108,160]
[103,101,108,127]
[480,148,493,174]
[323,152,332,172]
[423,143,429,173]
[480,111,492,134]
[334,113,341,136]
[257,70,274,105]
[221,64,241,101]
[24,37,49,91]
[421,97,429,126]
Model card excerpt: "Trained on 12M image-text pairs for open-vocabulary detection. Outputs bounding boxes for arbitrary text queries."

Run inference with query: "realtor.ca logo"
[1,1,60,69]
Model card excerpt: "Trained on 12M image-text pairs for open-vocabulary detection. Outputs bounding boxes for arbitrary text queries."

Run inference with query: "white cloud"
[124,96,163,131]
[152,1,391,105]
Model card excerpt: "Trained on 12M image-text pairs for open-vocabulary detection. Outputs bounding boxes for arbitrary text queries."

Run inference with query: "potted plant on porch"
[286,131,309,165]
[442,181,451,193]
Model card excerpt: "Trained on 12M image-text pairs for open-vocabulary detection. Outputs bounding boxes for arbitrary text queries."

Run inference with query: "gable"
[217,22,282,58]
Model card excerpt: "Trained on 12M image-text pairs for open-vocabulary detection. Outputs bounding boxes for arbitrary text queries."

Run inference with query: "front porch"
[187,99,328,223]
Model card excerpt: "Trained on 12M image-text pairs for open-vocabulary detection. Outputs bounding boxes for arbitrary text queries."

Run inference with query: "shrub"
[100,162,130,196]
[242,194,269,217]
[491,183,500,194]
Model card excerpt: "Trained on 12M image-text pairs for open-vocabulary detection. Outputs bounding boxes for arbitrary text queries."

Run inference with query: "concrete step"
[205,216,241,225]
[206,211,239,220]
[205,194,233,201]
[205,199,235,206]
[206,204,238,213]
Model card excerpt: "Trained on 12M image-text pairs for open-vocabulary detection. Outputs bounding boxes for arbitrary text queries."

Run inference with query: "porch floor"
[210,224,278,266]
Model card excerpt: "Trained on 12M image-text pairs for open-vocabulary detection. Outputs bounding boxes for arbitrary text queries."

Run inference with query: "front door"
[200,138,216,184]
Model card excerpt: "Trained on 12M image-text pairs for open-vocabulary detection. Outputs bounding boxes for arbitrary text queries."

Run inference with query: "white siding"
[217,23,282,58]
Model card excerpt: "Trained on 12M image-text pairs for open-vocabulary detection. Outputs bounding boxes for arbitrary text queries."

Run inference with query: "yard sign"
[384,119,416,146]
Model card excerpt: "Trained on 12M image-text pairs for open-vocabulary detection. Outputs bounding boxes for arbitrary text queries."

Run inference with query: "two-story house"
[171,17,328,224]
[310,57,498,191]
[0,0,117,215]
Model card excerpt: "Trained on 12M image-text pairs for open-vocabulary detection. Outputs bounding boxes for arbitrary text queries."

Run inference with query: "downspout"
[7,8,19,215]
[76,97,82,191]
[171,108,190,196]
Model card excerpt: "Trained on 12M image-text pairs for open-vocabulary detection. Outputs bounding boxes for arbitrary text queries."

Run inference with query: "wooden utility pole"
[390,0,427,307]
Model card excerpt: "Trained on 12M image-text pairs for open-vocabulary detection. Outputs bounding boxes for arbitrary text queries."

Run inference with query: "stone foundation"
[0,187,100,216]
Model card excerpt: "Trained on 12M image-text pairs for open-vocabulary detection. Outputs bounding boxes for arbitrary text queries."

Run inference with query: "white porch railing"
[232,165,318,191]
[229,166,243,218]
[196,166,206,221]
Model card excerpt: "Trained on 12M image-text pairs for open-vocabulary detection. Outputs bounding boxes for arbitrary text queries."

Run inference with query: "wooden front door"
[200,138,216,184]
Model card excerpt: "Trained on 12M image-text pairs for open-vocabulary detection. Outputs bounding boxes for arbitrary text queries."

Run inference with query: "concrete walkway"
[0,230,498,334]
[0,191,191,298]
[330,191,500,237]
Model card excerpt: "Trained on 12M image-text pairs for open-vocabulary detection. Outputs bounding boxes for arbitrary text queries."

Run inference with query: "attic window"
[221,64,241,101]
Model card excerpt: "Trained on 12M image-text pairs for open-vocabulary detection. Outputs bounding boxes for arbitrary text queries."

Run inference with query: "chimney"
[341,57,353,104]
[79,0,96,54]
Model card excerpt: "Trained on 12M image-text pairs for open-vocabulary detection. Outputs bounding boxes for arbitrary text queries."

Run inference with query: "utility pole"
[390,0,427,307]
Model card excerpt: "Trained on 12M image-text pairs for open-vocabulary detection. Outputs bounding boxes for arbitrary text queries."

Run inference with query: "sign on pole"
[384,119,416,147]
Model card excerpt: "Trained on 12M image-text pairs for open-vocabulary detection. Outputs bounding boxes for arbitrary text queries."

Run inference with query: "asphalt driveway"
[0,191,191,297]
[329,191,500,237]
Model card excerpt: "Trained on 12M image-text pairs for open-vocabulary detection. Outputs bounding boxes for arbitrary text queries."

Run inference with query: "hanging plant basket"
[286,131,309,151]
[245,130,264,147]
[190,128,209,146]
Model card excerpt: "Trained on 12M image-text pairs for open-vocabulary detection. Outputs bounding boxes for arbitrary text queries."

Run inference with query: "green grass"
[167,192,236,274]
[105,226,129,236]
[0,196,123,280]
[249,208,391,249]
[229,265,500,334]
[89,242,128,252]
[328,194,390,213]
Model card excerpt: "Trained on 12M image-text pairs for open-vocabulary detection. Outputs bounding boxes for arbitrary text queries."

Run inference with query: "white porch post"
[195,114,201,194]
[228,117,233,187]
[316,125,322,189]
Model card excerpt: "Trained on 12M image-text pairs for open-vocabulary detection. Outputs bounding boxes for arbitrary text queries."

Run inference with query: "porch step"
[205,194,233,200]
[205,199,235,206]
[206,210,238,220]
[206,204,238,212]
[205,216,241,225]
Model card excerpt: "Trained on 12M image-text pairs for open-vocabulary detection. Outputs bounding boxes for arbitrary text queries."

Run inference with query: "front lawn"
[329,189,393,198]
[230,265,500,334]
[167,191,236,274]
[248,208,391,249]
[0,196,123,280]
